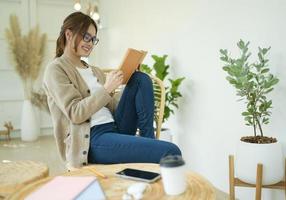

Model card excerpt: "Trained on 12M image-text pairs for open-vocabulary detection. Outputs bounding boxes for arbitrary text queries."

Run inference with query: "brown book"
[118,48,147,84]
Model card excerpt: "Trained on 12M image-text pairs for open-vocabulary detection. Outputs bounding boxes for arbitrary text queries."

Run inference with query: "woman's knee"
[165,142,182,156]
[130,71,152,84]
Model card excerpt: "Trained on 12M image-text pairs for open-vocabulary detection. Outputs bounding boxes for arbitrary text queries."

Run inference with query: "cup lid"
[160,155,185,167]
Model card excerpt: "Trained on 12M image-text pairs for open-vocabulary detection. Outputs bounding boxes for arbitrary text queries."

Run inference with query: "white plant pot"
[235,140,284,185]
[21,100,40,141]
[159,128,173,142]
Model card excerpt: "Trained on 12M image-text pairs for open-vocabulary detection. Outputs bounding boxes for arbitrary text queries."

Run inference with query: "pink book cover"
[25,176,96,200]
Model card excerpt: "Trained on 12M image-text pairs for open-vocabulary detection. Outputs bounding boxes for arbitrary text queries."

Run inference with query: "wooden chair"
[102,69,165,139]
[150,75,165,139]
[0,121,13,141]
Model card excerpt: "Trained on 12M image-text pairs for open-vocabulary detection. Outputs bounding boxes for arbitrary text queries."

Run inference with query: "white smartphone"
[115,168,161,183]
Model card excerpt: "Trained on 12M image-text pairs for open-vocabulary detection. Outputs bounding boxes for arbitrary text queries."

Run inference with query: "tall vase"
[21,100,40,141]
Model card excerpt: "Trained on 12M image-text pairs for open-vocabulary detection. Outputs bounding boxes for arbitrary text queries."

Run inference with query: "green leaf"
[244,116,253,122]
[264,88,273,94]
[220,56,228,62]
[258,53,263,63]
[242,112,250,116]
[237,40,245,49]
[219,49,228,55]
[260,47,270,55]
[271,78,279,86]
[261,68,269,74]
[172,103,179,108]
[226,76,236,85]
[140,64,152,74]
[152,55,169,81]
[222,66,230,71]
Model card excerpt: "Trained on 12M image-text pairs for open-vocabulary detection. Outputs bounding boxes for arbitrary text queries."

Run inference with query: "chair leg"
[255,164,263,200]
[229,155,235,200]
[284,159,286,198]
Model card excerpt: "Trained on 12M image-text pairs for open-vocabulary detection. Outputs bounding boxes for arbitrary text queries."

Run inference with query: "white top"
[76,67,114,127]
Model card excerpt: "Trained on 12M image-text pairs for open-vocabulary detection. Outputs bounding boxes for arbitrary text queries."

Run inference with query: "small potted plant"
[220,40,284,185]
[141,55,185,141]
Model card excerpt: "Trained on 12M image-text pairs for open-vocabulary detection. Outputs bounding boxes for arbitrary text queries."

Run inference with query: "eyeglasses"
[82,32,99,45]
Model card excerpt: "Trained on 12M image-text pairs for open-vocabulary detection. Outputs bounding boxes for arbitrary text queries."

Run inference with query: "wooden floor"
[0,135,229,199]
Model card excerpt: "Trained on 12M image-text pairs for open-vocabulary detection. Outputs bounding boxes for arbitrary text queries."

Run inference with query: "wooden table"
[0,160,49,199]
[7,163,215,200]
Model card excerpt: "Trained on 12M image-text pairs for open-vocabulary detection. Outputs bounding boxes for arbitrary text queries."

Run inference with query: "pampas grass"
[31,89,49,113]
[5,15,47,100]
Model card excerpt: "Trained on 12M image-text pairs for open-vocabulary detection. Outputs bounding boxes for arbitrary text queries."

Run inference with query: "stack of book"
[25,176,106,200]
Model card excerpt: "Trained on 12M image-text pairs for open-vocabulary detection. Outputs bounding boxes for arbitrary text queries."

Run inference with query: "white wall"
[94,0,286,199]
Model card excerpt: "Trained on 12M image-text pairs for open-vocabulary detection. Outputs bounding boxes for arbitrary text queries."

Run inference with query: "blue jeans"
[88,72,182,164]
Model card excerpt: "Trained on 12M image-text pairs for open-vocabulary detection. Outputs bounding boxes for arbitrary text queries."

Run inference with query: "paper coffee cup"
[160,155,187,195]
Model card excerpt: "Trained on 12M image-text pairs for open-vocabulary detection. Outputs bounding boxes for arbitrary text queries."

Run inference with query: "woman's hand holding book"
[104,70,123,94]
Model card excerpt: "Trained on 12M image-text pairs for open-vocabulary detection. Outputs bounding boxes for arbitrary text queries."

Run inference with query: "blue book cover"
[75,180,106,200]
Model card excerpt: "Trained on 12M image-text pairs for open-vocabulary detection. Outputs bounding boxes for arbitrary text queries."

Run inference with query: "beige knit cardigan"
[43,54,119,168]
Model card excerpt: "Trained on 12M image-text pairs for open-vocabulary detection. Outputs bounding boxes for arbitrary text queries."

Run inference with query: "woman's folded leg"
[88,132,181,164]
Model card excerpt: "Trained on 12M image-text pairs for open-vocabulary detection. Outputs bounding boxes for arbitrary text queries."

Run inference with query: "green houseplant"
[220,39,279,143]
[141,54,185,123]
[220,40,284,185]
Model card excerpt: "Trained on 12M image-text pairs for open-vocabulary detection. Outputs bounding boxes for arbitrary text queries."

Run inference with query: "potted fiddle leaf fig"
[141,55,185,141]
[220,39,284,185]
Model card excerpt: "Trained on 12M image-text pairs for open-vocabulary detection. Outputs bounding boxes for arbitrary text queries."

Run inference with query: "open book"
[118,48,147,84]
